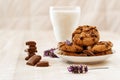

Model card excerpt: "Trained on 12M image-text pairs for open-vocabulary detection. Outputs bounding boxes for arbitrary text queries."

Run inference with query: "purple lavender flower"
[43,48,58,58]
[68,66,74,72]
[65,40,72,46]
[44,50,50,56]
[84,65,88,73]
[79,65,83,73]
[49,48,56,53]
[73,66,79,73]
[67,65,88,74]
[49,51,58,58]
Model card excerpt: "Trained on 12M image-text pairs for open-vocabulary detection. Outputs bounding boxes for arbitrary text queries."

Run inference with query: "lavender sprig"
[68,65,108,74]
[44,48,58,58]
[67,65,88,74]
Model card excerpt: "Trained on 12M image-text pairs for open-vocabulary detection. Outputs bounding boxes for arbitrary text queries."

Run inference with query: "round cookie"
[58,40,83,52]
[92,41,113,52]
[72,25,100,46]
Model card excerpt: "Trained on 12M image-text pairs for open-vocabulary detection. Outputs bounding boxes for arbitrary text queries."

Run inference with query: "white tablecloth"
[0,30,120,80]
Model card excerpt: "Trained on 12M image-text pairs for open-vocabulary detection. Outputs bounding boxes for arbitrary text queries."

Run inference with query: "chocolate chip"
[82,46,87,50]
[92,38,95,42]
[80,37,84,40]
[86,25,89,27]
[80,28,83,31]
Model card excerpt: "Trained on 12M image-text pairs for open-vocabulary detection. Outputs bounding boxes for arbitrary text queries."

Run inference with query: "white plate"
[55,50,113,63]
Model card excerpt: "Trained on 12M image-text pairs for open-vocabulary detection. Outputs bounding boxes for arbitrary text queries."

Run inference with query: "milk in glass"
[50,7,80,42]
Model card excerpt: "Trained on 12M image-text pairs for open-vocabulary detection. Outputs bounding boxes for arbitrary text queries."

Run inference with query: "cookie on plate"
[91,41,113,52]
[58,40,83,52]
[72,25,100,46]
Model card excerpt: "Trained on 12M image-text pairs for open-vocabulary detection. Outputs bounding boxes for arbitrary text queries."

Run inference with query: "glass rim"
[50,6,80,10]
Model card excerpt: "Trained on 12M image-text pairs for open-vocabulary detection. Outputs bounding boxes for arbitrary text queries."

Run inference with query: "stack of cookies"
[58,25,113,56]
[25,41,37,60]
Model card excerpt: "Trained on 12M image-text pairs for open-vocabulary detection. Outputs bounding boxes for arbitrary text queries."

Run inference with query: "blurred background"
[0,0,120,34]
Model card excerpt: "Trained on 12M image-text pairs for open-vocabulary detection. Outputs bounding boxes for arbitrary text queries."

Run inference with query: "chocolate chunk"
[86,25,89,27]
[26,41,36,45]
[28,49,37,52]
[28,45,36,47]
[25,53,35,60]
[25,56,30,60]
[26,55,41,66]
[80,37,83,40]
[36,61,49,67]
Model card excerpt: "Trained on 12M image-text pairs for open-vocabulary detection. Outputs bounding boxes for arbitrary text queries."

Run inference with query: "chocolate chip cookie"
[57,25,113,57]
[72,25,100,46]
[92,41,113,52]
[58,40,83,52]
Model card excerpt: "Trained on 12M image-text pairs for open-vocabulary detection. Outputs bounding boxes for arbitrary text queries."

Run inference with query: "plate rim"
[55,49,114,58]
[54,49,114,63]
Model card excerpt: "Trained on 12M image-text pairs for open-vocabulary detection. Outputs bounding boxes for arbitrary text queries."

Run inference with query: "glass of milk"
[49,6,80,42]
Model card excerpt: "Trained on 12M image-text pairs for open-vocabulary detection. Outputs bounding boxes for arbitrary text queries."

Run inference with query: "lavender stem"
[89,67,109,70]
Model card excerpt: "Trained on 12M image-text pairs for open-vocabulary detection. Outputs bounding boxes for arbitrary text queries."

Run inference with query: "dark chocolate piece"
[25,56,30,60]
[25,49,37,53]
[26,55,41,66]
[36,61,49,67]
[28,45,36,47]
[29,46,37,50]
[25,53,35,60]
[26,41,36,45]
[25,41,38,61]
